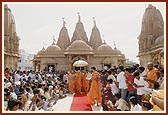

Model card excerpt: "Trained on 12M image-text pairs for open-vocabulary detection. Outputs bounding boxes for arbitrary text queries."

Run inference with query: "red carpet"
[70,93,92,111]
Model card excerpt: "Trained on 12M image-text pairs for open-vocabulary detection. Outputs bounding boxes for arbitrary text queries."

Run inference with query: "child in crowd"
[129,96,142,111]
[114,93,129,111]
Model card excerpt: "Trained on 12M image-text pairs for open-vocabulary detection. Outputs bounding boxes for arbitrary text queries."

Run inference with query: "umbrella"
[73,60,88,67]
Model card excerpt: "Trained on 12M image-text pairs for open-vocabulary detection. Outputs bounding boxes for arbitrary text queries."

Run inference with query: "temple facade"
[137,4,164,67]
[33,14,126,72]
[4,4,20,70]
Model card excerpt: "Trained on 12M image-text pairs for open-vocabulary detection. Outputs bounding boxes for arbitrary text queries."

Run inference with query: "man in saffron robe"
[68,71,75,93]
[81,71,89,93]
[75,70,82,93]
[146,62,158,88]
[87,67,102,106]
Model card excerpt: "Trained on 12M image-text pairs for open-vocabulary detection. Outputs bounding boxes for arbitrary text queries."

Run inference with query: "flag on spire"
[93,17,96,27]
[77,12,81,21]
[52,36,56,45]
[62,18,66,27]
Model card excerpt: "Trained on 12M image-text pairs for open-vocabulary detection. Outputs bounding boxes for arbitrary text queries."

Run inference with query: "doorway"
[104,64,111,70]
[74,66,84,71]
[48,64,55,72]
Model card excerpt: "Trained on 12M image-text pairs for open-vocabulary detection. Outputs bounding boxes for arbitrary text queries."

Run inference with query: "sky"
[4,2,165,63]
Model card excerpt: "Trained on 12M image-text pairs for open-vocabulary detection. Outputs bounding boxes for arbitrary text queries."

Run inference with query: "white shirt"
[46,74,51,78]
[34,79,38,83]
[14,73,21,83]
[110,83,119,95]
[28,73,35,80]
[115,98,129,111]
[24,100,32,111]
[134,77,152,95]
[139,71,146,77]
[38,74,42,80]
[49,66,53,72]
[107,74,116,81]
[86,72,92,80]
[20,74,26,81]
[4,82,11,88]
[26,92,34,101]
[24,75,29,81]
[43,101,49,111]
[38,88,44,96]
[28,105,44,111]
[63,74,68,83]
[130,104,142,111]
[117,71,128,89]
[10,91,17,99]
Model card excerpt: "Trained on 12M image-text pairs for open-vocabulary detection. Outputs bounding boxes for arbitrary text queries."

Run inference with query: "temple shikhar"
[4,4,20,70]
[33,13,126,72]
[137,4,164,67]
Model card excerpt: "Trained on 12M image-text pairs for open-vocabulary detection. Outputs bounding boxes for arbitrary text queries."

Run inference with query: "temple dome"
[46,43,61,52]
[98,43,113,52]
[113,48,122,54]
[36,47,45,57]
[66,40,93,52]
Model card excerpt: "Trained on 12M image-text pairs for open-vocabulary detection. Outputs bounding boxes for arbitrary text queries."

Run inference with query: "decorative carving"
[153,54,159,64]
[146,35,153,49]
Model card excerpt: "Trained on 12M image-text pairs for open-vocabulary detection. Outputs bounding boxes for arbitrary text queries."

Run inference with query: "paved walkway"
[52,94,74,111]
[52,93,102,112]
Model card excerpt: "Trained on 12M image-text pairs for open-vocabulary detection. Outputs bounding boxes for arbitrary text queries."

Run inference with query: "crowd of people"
[66,62,164,111]
[4,70,69,111]
[98,63,164,111]
[3,51,164,111]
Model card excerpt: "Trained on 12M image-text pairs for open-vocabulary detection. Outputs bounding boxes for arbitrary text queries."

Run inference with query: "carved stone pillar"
[87,55,90,70]
[41,63,45,72]
[68,55,72,70]
[7,38,10,52]
[10,39,14,53]
[4,36,8,51]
